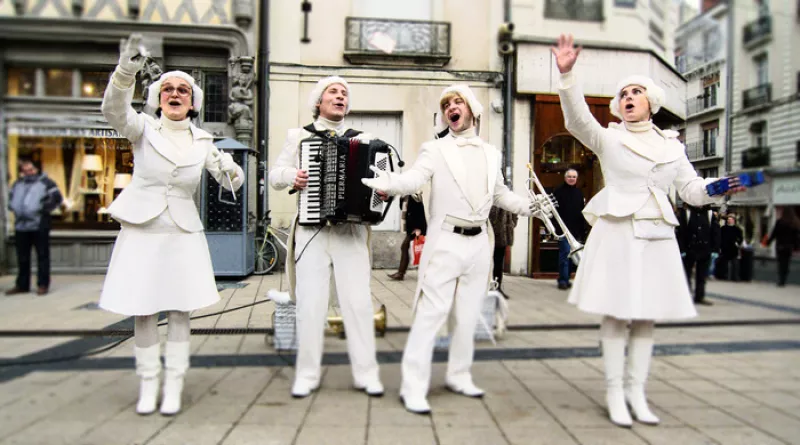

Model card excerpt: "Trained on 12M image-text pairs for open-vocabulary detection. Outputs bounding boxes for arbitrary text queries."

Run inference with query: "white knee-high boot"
[160,341,190,415]
[134,344,161,415]
[601,338,633,428]
[626,324,660,425]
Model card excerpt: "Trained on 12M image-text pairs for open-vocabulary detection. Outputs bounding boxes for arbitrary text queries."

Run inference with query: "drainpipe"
[724,3,734,175]
[503,0,513,187]
[257,0,270,221]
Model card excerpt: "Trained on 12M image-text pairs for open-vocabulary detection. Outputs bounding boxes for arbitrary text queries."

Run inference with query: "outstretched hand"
[361,165,391,193]
[550,34,581,74]
[118,33,149,75]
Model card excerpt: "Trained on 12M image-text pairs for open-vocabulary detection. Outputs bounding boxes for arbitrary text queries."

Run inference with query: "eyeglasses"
[160,86,192,97]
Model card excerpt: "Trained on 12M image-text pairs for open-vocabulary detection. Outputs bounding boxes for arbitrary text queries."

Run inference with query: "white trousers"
[293,224,380,387]
[401,229,491,398]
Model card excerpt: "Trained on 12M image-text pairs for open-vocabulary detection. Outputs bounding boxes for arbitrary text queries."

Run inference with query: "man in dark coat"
[677,204,720,305]
[6,158,63,296]
[388,194,427,280]
[551,169,585,290]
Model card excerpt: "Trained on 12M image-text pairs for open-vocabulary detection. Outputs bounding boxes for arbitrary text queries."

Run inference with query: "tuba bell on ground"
[526,163,584,265]
[326,304,387,339]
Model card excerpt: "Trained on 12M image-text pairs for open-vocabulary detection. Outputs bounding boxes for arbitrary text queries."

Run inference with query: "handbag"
[412,235,425,266]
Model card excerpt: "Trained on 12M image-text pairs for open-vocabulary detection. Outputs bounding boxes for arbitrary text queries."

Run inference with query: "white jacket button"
[172,169,179,177]
[654,220,660,226]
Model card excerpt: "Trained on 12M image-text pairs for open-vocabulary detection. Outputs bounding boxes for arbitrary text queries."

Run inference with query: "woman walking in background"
[388,194,427,281]
[763,207,800,286]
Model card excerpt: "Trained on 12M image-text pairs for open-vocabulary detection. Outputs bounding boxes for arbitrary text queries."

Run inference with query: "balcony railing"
[742,146,770,169]
[344,17,451,66]
[742,84,772,109]
[687,95,719,116]
[685,139,719,160]
[743,15,771,47]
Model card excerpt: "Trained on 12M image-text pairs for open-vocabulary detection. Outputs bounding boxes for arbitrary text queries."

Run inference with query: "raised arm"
[101,34,148,143]
[361,143,435,196]
[552,34,606,154]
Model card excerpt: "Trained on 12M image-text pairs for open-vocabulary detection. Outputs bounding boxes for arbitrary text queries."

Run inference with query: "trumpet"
[326,304,387,339]
[526,163,584,265]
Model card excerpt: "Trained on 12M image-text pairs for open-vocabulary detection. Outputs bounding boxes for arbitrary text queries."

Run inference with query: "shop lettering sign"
[8,126,123,138]
[773,176,800,205]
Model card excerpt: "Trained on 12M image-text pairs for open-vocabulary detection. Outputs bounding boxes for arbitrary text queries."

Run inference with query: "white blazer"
[379,134,531,301]
[101,72,244,232]
[558,72,719,227]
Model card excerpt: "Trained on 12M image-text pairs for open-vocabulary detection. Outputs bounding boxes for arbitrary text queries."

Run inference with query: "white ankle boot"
[625,337,660,425]
[134,344,161,415]
[160,342,190,416]
[601,338,633,428]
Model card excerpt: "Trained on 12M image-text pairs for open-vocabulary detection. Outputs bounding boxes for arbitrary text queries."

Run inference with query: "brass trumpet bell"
[326,304,387,339]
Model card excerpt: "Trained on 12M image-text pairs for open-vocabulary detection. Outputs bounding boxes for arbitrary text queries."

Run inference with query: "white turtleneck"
[159,115,192,160]
[451,127,488,206]
[314,116,346,135]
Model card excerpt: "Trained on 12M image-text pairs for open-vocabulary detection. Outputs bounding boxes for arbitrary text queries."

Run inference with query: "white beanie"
[439,84,484,118]
[146,70,204,113]
[609,75,665,120]
[309,76,350,118]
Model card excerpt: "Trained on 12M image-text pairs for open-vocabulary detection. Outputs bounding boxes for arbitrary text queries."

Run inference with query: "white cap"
[609,75,665,120]
[146,71,204,113]
[439,84,484,118]
[309,76,350,118]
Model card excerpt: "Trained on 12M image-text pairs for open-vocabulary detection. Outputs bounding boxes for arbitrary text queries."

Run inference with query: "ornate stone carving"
[12,0,26,16]
[138,58,163,111]
[228,56,255,147]
[71,0,84,16]
[233,0,253,28]
[127,0,140,19]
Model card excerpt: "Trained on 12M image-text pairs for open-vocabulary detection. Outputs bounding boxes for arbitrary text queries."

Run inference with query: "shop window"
[6,67,36,96]
[9,136,133,230]
[540,133,590,172]
[204,72,228,123]
[80,70,111,98]
[45,69,73,97]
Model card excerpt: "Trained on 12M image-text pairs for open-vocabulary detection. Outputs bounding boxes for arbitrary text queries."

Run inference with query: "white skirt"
[99,210,220,316]
[567,215,697,321]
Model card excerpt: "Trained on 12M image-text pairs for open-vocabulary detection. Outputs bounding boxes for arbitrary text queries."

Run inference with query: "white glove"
[361,165,391,192]
[219,152,238,174]
[528,194,554,221]
[118,33,149,76]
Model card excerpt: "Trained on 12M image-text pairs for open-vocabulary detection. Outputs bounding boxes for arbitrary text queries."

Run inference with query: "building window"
[544,0,604,22]
[649,21,664,40]
[754,53,768,85]
[614,0,636,7]
[699,167,719,178]
[45,69,73,97]
[750,120,767,147]
[6,67,36,96]
[203,72,228,123]
[702,120,719,156]
[704,83,718,108]
[80,70,111,99]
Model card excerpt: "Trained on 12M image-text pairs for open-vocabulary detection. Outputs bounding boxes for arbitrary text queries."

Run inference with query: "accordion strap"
[303,123,362,140]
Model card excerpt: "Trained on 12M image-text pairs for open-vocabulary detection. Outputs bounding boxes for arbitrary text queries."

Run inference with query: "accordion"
[298,134,395,226]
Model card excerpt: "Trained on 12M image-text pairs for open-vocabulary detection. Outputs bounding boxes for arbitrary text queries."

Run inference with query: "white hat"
[439,84,484,118]
[309,76,350,118]
[146,71,204,113]
[609,75,665,120]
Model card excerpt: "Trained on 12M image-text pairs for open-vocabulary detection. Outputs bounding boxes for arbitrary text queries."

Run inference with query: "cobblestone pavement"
[0,272,798,445]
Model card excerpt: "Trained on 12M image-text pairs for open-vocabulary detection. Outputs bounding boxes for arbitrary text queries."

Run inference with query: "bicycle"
[254,211,289,275]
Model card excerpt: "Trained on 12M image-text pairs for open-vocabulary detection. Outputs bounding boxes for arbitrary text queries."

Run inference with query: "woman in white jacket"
[99,34,244,416]
[551,34,744,427]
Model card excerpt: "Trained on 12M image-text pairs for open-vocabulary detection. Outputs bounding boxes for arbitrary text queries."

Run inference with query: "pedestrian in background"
[551,168,585,290]
[717,214,743,281]
[762,207,800,287]
[6,158,63,296]
[489,205,518,297]
[677,204,719,305]
[388,194,427,281]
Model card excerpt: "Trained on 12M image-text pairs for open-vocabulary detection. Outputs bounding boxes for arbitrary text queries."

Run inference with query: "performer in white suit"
[551,34,744,427]
[99,34,244,416]
[362,85,550,414]
[269,76,384,399]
